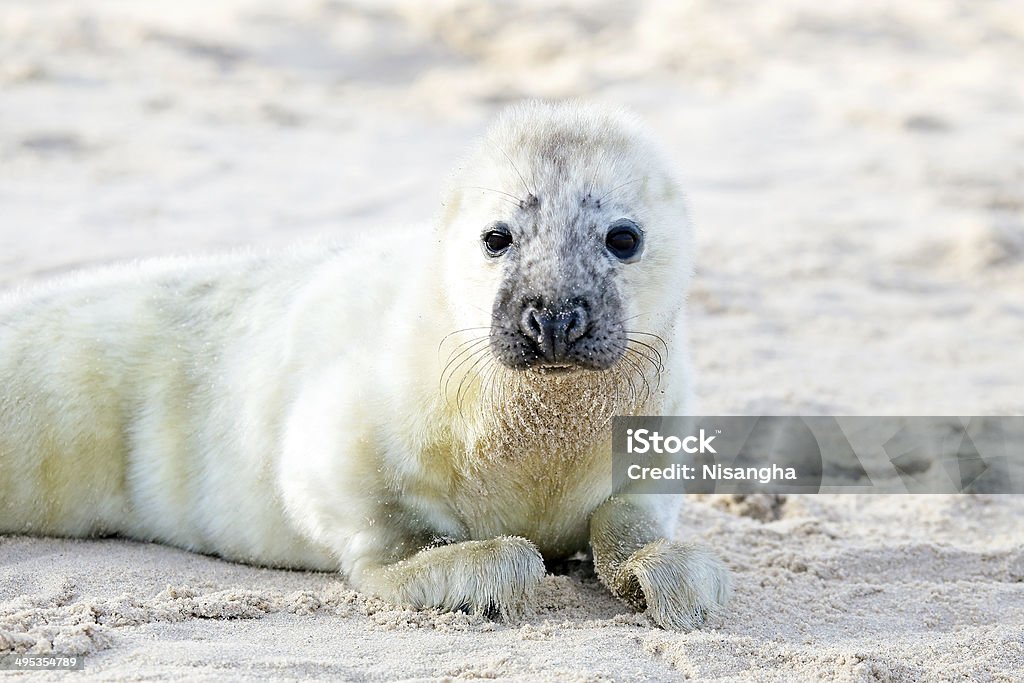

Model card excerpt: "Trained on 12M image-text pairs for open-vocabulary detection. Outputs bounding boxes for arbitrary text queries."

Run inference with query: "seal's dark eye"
[605,219,643,262]
[482,223,513,256]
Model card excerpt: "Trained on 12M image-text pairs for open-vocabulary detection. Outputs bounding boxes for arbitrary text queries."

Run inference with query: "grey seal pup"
[0,101,730,630]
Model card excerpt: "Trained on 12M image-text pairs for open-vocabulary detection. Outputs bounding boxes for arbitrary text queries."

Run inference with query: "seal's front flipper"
[612,540,731,630]
[590,496,731,630]
[353,535,545,619]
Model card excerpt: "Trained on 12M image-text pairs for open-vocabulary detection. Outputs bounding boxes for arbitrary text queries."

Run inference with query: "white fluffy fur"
[0,102,729,628]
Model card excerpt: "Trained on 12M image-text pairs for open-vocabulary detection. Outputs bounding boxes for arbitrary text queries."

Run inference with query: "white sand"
[1,1,1022,680]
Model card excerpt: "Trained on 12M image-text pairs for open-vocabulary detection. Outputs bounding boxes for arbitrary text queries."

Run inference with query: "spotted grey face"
[485,195,644,371]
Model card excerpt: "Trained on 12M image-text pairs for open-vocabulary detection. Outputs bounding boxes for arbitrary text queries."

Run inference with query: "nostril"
[563,306,588,344]
[521,306,544,341]
[516,305,548,344]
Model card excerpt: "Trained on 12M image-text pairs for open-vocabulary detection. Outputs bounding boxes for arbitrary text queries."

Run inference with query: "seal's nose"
[519,300,589,363]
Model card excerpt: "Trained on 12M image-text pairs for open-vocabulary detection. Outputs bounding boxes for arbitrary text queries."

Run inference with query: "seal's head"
[440,101,693,382]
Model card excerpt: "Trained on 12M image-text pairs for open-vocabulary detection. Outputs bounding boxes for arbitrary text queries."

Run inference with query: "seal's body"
[0,102,729,629]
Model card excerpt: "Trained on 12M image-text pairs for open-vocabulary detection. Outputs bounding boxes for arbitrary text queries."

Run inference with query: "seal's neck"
[447,365,657,469]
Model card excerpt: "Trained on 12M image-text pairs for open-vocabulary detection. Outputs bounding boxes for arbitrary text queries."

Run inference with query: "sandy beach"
[1,1,1022,680]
